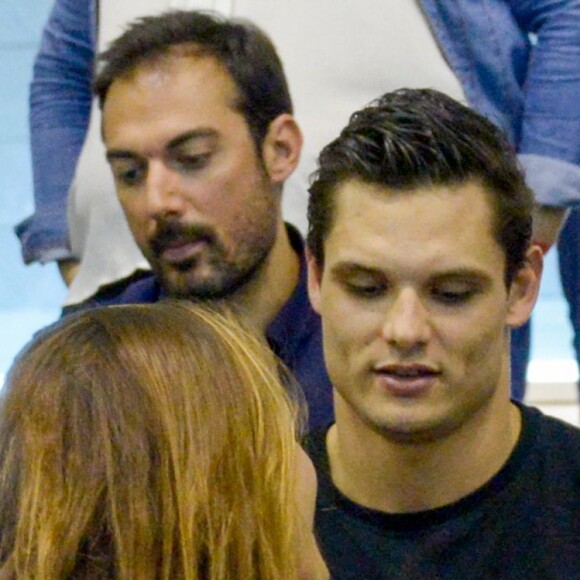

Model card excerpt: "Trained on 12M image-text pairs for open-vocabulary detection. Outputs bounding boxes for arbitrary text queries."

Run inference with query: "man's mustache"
[150,220,217,256]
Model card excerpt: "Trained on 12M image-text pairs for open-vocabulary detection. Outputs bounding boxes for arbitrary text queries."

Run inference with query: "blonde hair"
[0,301,303,579]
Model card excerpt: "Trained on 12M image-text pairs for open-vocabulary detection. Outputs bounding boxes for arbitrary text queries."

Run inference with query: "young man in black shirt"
[305,89,580,579]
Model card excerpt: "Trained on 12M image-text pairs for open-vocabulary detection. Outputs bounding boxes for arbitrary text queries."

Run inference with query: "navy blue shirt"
[62,226,334,431]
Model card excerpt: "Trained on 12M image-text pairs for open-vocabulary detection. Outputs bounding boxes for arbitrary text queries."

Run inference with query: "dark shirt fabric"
[306,404,580,579]
[61,225,334,431]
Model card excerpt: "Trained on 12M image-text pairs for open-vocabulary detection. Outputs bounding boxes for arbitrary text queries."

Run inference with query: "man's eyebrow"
[330,262,383,279]
[430,269,492,283]
[330,262,493,284]
[105,129,219,162]
[166,128,219,151]
[106,150,138,162]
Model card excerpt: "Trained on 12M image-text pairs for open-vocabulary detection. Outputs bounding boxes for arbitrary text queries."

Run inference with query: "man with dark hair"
[93,11,293,155]
[65,10,333,430]
[306,89,580,578]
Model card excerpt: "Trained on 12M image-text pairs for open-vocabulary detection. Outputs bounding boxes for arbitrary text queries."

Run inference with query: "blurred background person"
[0,302,328,579]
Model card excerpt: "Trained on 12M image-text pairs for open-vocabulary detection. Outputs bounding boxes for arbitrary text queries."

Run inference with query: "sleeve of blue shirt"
[511,0,580,207]
[15,0,96,264]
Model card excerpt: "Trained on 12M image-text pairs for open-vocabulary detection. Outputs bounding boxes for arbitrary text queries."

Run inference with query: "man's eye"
[173,153,210,172]
[432,287,474,305]
[345,282,386,299]
[111,163,145,187]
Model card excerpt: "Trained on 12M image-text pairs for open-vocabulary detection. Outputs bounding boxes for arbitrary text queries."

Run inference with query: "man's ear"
[306,248,323,315]
[261,114,303,184]
[506,245,543,328]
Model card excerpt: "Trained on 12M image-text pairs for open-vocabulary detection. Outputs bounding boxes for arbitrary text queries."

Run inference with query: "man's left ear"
[261,114,303,184]
[506,245,543,328]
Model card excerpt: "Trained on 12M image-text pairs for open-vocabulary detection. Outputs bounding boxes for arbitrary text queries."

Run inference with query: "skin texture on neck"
[327,359,522,513]
[228,219,300,333]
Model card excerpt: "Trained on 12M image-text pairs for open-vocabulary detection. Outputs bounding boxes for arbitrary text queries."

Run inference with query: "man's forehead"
[101,53,243,150]
[323,178,503,270]
[330,178,496,233]
[109,49,234,94]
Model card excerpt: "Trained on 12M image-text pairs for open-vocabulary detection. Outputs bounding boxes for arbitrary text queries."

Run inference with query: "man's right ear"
[261,114,303,186]
[306,248,323,315]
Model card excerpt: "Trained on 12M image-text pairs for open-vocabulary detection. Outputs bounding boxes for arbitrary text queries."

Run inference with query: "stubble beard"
[150,219,278,302]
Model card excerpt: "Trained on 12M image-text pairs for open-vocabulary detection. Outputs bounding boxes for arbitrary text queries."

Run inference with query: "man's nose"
[379,288,431,351]
[144,160,187,218]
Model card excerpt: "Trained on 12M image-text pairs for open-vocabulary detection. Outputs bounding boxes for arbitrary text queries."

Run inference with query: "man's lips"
[151,220,216,265]
[373,364,441,396]
[157,237,210,264]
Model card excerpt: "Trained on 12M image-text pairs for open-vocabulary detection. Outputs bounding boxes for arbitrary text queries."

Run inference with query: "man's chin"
[153,249,267,301]
[157,267,235,301]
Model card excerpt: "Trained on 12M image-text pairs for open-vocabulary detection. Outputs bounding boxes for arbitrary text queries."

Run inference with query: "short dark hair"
[307,89,533,285]
[93,10,293,151]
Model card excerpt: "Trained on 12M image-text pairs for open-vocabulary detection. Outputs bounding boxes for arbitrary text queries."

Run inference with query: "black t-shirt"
[306,404,580,579]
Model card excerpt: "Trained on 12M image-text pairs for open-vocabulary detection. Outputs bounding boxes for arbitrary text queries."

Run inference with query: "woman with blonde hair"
[0,302,327,579]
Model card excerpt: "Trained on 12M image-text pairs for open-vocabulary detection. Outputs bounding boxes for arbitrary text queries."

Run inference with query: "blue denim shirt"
[422,0,580,208]
[16,0,580,263]
[17,0,96,263]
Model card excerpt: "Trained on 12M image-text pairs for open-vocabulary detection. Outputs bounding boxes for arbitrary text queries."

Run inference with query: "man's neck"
[228,221,300,334]
[327,393,522,513]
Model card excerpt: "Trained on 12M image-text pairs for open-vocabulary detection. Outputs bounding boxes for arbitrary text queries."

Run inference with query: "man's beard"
[149,218,275,301]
